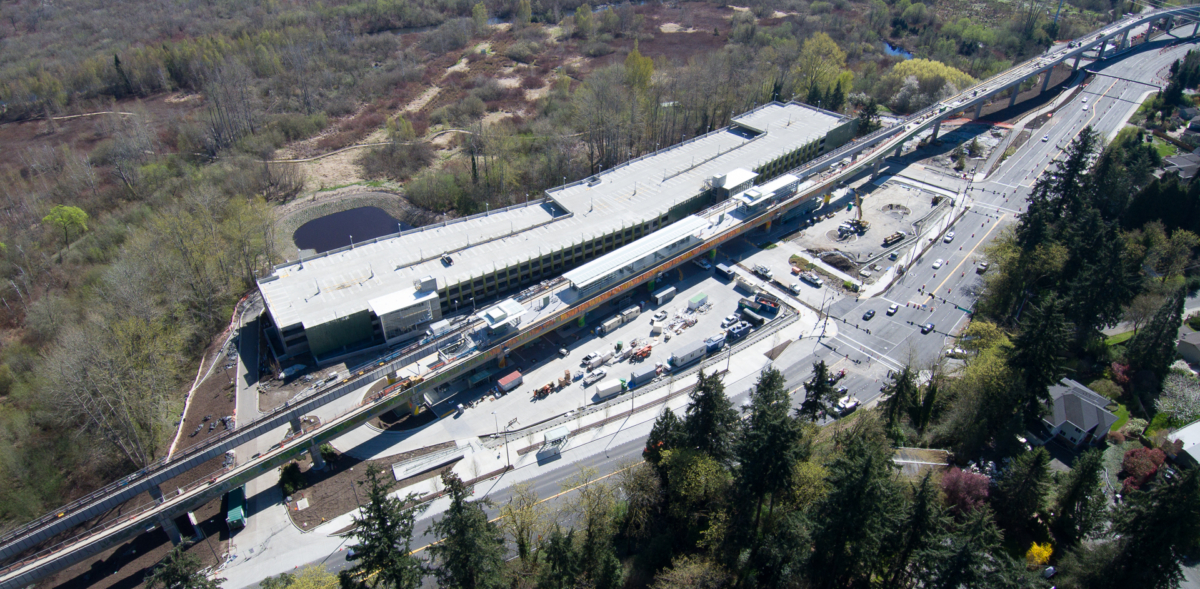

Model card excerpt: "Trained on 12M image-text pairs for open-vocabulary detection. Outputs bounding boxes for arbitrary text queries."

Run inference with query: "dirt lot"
[284,442,456,530]
[792,182,938,260]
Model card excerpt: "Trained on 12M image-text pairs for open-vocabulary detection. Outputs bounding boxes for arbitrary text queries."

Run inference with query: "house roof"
[1172,419,1200,464]
[1045,378,1118,437]
[1179,330,1200,348]
[1181,107,1200,120]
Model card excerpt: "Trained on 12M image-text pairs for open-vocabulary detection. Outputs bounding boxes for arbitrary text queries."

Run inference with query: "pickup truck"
[752,264,774,280]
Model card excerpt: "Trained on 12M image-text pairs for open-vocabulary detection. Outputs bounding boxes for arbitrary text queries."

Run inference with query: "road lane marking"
[922,213,1007,306]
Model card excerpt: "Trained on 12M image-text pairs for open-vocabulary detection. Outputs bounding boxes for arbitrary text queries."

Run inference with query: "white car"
[944,231,955,243]
[932,259,944,269]
[722,314,739,328]
[1082,96,1088,103]
[584,368,607,386]
[1082,104,1088,111]
[1042,135,1049,142]
[653,310,668,321]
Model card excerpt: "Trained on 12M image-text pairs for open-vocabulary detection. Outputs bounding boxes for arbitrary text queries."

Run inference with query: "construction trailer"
[670,341,707,368]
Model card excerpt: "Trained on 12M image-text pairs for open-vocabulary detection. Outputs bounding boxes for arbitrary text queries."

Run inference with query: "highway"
[6,8,1200,589]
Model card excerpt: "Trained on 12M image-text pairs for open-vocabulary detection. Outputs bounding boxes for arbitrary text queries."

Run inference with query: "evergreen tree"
[914,508,1034,589]
[1008,295,1070,419]
[339,464,426,589]
[145,545,223,589]
[645,408,685,467]
[735,367,806,535]
[1126,287,1185,376]
[807,418,904,589]
[426,473,506,589]
[1051,449,1107,545]
[797,361,835,422]
[684,369,739,462]
[882,473,951,588]
[914,378,939,434]
[995,447,1052,528]
[1057,468,1200,589]
[745,511,811,589]
[881,365,920,428]
[537,526,581,589]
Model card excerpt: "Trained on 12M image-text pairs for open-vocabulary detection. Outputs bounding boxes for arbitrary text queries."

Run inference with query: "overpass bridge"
[2,6,1200,587]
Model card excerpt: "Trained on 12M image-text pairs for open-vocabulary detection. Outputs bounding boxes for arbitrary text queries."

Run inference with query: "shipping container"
[670,341,708,368]
[688,292,709,310]
[498,371,523,392]
[427,319,452,338]
[226,486,246,530]
[652,286,677,305]
[735,276,757,293]
[596,379,624,399]
[620,306,641,321]
[629,364,658,387]
[715,263,735,280]
[600,317,622,334]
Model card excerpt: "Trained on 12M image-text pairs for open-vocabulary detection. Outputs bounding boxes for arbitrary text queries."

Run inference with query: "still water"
[884,42,915,60]
[293,207,412,254]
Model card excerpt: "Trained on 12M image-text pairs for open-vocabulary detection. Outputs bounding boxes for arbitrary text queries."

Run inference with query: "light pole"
[492,410,499,435]
[503,418,518,469]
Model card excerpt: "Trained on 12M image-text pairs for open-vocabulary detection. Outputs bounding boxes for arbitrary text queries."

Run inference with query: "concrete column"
[894,142,903,158]
[930,120,942,142]
[1192,19,1198,37]
[974,102,984,119]
[1009,84,1021,108]
[158,513,183,545]
[1073,54,1082,71]
[289,415,303,434]
[1097,39,1106,59]
[310,442,327,470]
[148,485,165,503]
[1041,69,1052,93]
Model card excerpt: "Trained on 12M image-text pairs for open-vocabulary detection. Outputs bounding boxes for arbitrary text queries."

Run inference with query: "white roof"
[721,168,758,189]
[1173,419,1200,463]
[563,216,710,291]
[261,102,844,331]
[482,298,526,327]
[368,287,438,317]
[759,173,800,193]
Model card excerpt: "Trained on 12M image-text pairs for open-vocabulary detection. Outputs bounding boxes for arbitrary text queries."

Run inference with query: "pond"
[884,42,914,60]
[293,207,412,254]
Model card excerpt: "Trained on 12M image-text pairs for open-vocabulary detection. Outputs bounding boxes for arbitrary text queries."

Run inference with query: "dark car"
[863,309,876,320]
[441,254,454,266]
[921,323,936,334]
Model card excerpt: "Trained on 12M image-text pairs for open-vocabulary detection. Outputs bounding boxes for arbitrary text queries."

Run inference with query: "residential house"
[1170,419,1200,468]
[1043,378,1119,449]
[1163,152,1200,180]
[1179,330,1200,365]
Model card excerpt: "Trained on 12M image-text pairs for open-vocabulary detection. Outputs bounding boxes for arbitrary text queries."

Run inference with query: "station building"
[258,102,856,365]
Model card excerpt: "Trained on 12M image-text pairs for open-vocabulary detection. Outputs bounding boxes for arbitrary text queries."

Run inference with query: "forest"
[0,0,1133,538]
[193,365,1199,589]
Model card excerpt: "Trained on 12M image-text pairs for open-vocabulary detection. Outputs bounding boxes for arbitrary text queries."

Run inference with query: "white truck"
[587,350,614,369]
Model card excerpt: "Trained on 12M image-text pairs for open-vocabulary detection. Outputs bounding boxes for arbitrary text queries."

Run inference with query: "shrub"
[279,462,306,496]
[1088,379,1123,401]
[1187,312,1200,330]
[319,444,338,464]
[1121,447,1165,492]
[1025,542,1053,568]
[506,41,542,63]
[583,41,615,57]
[1107,430,1126,444]
[940,468,989,515]
[356,143,434,181]
[271,113,329,142]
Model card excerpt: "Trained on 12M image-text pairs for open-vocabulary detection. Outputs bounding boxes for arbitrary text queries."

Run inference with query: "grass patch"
[1105,330,1135,346]
[1112,403,1130,431]
[758,242,778,250]
[999,146,1016,164]
[1151,137,1178,158]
